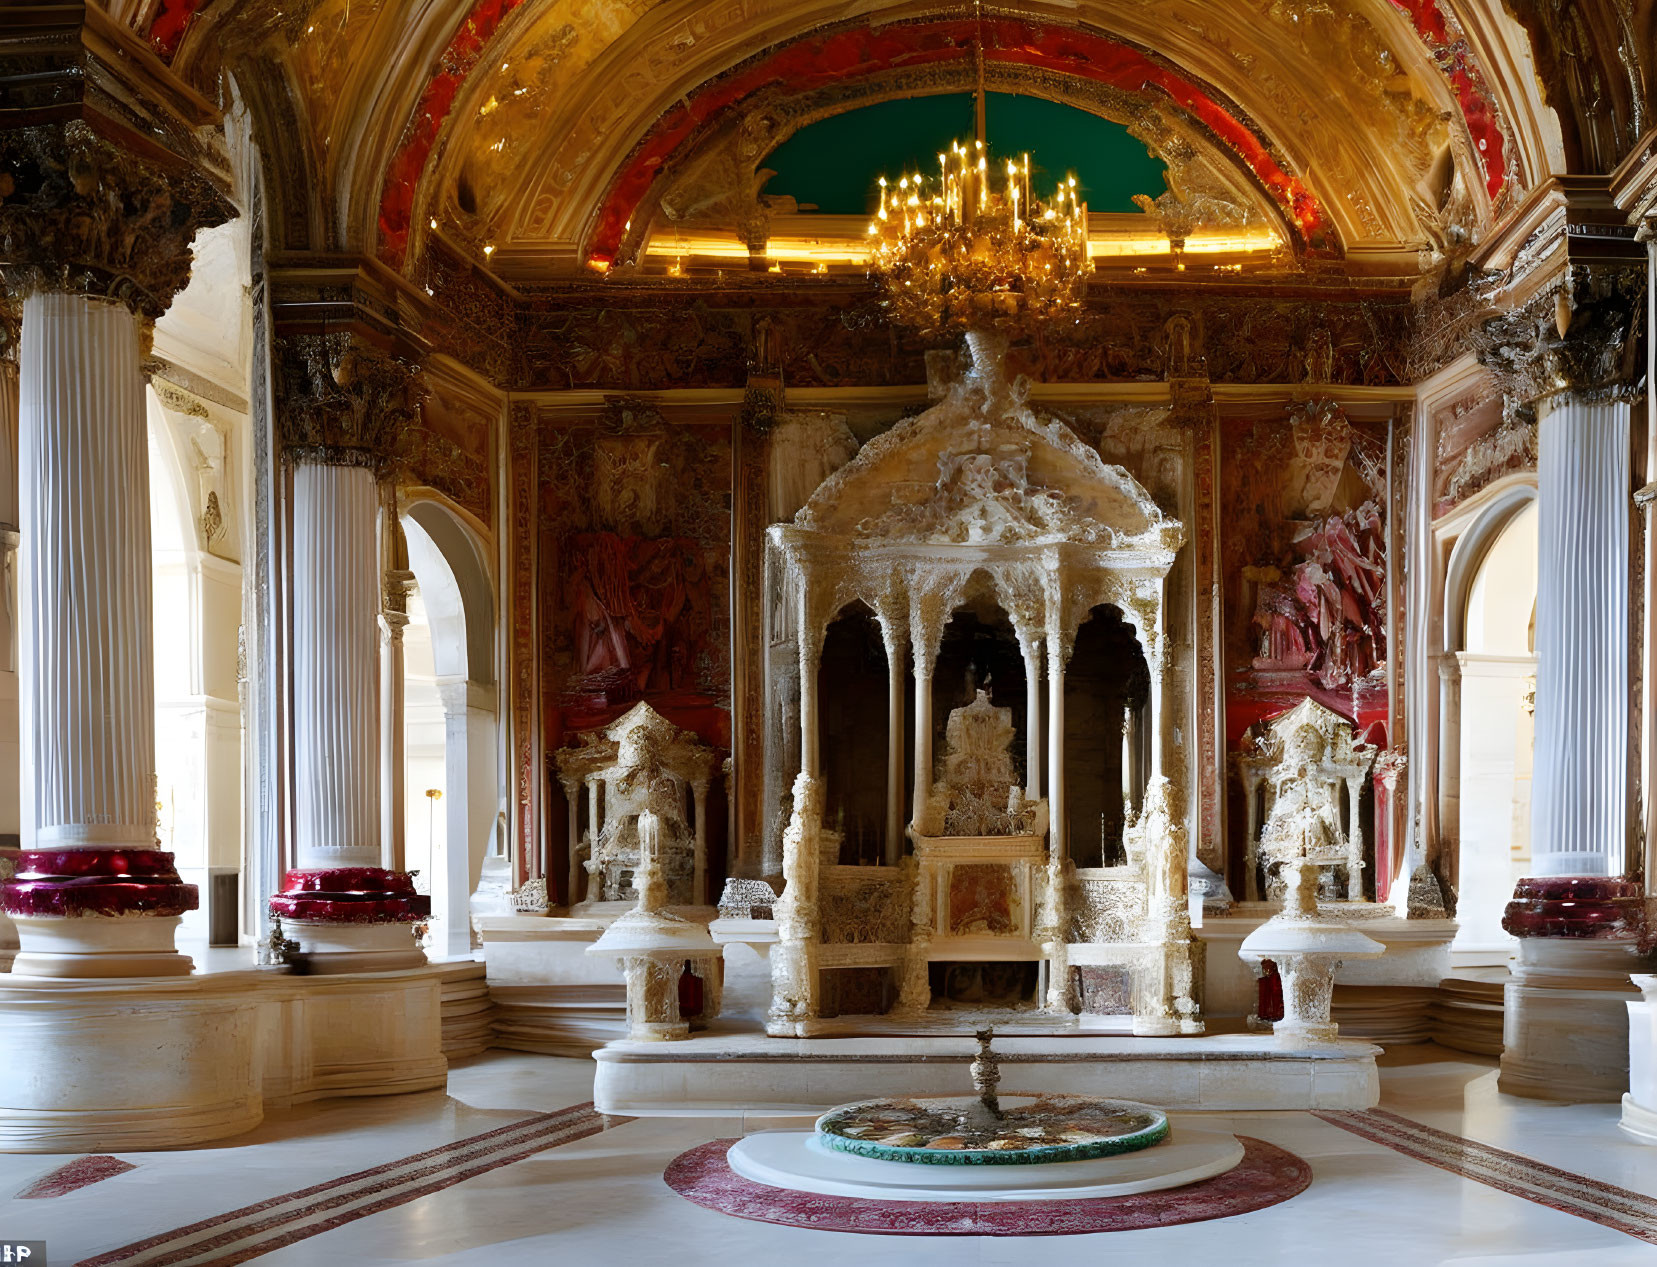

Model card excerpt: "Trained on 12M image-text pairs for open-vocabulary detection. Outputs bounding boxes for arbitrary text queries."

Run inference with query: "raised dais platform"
[593,1030,1380,1115]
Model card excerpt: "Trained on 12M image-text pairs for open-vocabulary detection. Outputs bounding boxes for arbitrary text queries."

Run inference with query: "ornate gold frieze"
[506,283,1415,393]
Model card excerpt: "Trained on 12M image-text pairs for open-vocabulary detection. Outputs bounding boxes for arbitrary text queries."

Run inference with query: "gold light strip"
[642,229,1282,266]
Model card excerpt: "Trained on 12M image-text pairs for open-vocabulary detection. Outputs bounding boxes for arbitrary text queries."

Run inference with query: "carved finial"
[635,810,669,912]
[971,1026,1003,1119]
[1286,859,1320,919]
[256,913,299,967]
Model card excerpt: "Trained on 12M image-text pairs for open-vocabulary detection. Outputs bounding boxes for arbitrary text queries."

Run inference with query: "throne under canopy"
[1235,698,1377,903]
[761,330,1203,1037]
[554,702,720,909]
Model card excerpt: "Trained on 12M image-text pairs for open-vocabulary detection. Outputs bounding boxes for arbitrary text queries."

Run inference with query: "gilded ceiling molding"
[375,0,538,264]
[1380,0,1511,199]
[1495,0,1654,174]
[632,55,1287,273]
[491,17,1335,271]
[365,0,1503,277]
[190,0,1591,283]
[147,0,213,60]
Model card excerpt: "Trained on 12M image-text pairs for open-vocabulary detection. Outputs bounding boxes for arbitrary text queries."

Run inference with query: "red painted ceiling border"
[1385,0,1507,197]
[582,17,1331,266]
[379,0,534,266]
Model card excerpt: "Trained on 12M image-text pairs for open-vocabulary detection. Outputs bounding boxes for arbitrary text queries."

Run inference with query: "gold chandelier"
[866,43,1093,336]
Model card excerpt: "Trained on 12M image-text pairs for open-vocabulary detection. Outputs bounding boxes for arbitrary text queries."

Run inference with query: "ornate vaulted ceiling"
[139,0,1657,294]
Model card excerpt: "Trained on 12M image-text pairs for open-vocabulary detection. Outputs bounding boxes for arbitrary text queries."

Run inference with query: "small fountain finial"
[971,1026,1003,1120]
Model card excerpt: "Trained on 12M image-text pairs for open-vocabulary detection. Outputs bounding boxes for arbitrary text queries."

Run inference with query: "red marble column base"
[0,849,199,977]
[270,868,429,974]
[1500,877,1646,940]
[0,849,200,918]
[0,846,20,968]
[269,867,430,924]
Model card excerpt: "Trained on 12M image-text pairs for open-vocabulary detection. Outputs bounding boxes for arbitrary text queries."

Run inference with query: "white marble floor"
[4,1045,1656,1266]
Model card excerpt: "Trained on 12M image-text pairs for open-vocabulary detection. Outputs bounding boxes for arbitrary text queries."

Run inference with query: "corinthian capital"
[275,333,427,468]
[1474,263,1646,413]
[0,121,232,319]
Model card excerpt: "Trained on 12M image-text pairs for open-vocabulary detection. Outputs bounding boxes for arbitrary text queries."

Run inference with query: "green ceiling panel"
[762,92,1168,215]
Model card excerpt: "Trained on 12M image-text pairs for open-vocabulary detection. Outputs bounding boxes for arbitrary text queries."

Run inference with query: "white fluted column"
[22,295,155,852]
[379,603,409,872]
[1021,636,1042,800]
[1501,389,1644,1103]
[798,586,820,782]
[1,294,198,977]
[587,779,602,863]
[1531,394,1629,877]
[292,463,382,868]
[436,677,476,959]
[1047,630,1067,861]
[911,636,935,823]
[274,460,425,973]
[1121,711,1134,820]
[879,614,906,864]
[0,343,16,971]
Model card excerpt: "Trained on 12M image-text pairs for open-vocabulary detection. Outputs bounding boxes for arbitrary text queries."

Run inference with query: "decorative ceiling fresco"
[149,0,1645,283]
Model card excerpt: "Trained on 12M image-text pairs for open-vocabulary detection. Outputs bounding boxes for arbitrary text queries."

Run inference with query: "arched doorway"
[817,601,889,865]
[1446,493,1538,957]
[147,386,243,949]
[399,498,498,959]
[1066,605,1151,869]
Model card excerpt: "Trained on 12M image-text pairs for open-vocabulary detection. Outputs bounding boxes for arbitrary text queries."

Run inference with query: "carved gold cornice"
[0,295,17,365]
[0,120,233,318]
[1472,261,1646,411]
[274,332,427,468]
[0,6,233,316]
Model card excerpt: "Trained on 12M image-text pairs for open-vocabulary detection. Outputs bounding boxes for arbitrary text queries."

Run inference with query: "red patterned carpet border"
[76,1102,629,1267]
[1313,1108,1657,1246]
[663,1136,1310,1236]
[17,1155,137,1199]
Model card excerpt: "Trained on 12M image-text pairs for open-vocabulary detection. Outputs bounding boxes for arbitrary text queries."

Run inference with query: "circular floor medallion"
[665,1135,1312,1236]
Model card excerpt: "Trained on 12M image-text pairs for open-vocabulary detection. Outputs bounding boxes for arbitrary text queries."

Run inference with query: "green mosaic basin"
[814,1094,1170,1165]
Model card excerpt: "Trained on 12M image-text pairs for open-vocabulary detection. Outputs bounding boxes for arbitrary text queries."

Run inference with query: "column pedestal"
[1620,975,1657,1143]
[270,867,428,973]
[1499,879,1651,1100]
[5,849,195,977]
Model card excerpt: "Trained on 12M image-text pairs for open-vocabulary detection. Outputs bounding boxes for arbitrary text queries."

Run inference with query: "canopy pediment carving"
[786,332,1179,559]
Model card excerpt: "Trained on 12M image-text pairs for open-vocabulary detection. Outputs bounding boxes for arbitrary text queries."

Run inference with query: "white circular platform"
[726,1127,1245,1203]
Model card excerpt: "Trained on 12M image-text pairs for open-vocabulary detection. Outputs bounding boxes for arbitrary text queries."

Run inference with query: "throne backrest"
[930,690,1035,836]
